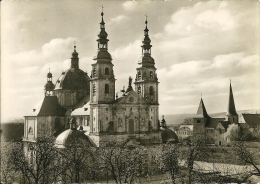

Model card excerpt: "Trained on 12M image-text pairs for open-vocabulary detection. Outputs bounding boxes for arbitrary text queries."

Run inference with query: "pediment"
[115,90,148,105]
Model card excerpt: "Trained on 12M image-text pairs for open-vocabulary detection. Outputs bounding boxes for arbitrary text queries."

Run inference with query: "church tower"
[225,81,238,124]
[44,68,55,96]
[134,16,159,132]
[134,16,159,105]
[192,97,211,143]
[90,9,116,136]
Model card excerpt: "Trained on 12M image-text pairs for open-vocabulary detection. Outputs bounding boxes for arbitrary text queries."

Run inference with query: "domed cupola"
[44,67,55,96]
[55,116,95,148]
[54,46,90,109]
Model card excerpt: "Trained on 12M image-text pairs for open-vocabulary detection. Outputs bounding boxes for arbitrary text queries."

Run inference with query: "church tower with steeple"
[134,16,159,132]
[192,98,211,143]
[44,67,55,96]
[225,81,238,124]
[89,9,116,137]
[135,16,159,105]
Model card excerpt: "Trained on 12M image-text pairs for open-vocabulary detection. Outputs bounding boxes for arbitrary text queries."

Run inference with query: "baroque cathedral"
[23,10,164,147]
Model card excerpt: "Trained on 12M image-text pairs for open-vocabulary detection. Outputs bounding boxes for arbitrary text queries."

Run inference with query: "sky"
[1,0,260,122]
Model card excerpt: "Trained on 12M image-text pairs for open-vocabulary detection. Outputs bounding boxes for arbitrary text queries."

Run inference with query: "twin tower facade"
[24,11,161,146]
[89,11,160,145]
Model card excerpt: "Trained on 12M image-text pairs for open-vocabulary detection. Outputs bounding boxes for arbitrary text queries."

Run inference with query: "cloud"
[1,37,79,120]
[3,13,31,31]
[108,15,128,25]
[9,37,77,68]
[122,1,137,11]
[157,52,259,114]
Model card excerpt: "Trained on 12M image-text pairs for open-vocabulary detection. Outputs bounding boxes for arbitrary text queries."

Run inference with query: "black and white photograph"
[1,0,260,183]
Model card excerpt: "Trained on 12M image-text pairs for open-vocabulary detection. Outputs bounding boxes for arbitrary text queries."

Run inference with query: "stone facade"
[88,12,161,146]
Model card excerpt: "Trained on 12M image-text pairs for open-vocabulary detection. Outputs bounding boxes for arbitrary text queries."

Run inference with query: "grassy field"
[194,142,260,165]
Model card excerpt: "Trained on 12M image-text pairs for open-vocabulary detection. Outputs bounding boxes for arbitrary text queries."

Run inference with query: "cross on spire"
[74,41,76,51]
[101,4,104,12]
[145,14,148,24]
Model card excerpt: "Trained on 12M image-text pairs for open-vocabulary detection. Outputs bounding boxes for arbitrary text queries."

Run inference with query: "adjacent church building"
[192,82,239,145]
[23,10,164,149]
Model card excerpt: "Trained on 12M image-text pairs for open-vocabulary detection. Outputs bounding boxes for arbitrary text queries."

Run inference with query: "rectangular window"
[197,120,201,123]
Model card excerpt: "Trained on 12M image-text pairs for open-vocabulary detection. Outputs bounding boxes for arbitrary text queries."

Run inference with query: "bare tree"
[0,137,18,183]
[9,134,61,184]
[59,138,97,183]
[232,138,260,181]
[183,140,204,184]
[97,140,148,184]
[155,141,182,184]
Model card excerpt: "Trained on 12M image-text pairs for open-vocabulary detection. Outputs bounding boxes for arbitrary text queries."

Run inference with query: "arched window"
[150,71,153,78]
[105,67,109,75]
[137,86,141,94]
[149,86,154,95]
[105,84,109,94]
[28,127,33,135]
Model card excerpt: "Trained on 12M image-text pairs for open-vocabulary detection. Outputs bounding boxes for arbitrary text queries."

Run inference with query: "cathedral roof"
[205,118,225,128]
[115,90,148,105]
[72,102,90,116]
[38,96,67,116]
[226,82,237,116]
[194,98,211,118]
[54,68,90,90]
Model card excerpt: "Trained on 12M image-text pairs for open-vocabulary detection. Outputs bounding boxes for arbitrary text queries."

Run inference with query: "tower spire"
[71,45,79,68]
[94,6,111,61]
[45,67,55,96]
[142,14,152,56]
[226,80,237,115]
[195,97,210,118]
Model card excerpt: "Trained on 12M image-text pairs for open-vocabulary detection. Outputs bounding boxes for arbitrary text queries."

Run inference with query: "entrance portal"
[129,119,134,134]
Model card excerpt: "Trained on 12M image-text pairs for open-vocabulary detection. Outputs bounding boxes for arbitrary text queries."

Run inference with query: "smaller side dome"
[55,116,95,148]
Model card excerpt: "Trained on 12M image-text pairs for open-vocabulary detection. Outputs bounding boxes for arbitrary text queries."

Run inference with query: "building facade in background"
[192,82,239,145]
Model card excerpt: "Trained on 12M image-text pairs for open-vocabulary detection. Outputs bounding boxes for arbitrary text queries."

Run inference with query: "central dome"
[54,68,90,90]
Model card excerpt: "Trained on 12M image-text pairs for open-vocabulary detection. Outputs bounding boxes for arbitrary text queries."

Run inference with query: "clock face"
[129,97,133,102]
